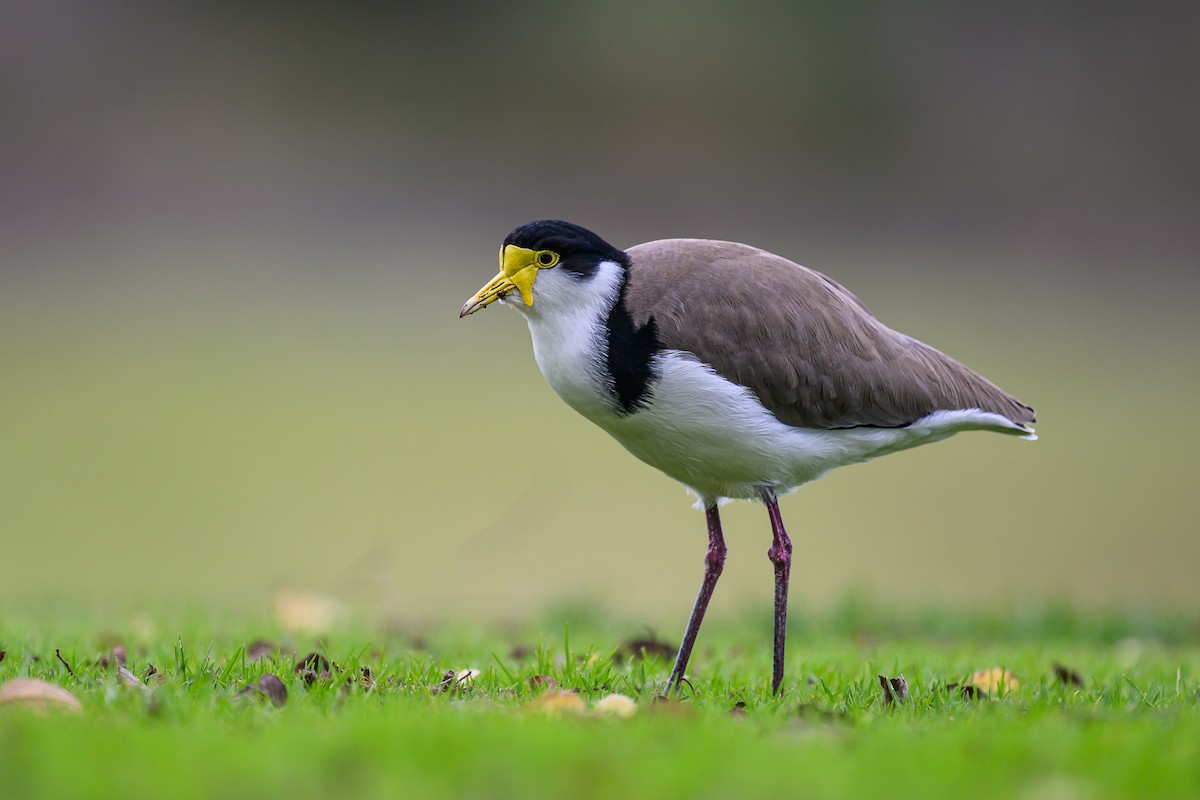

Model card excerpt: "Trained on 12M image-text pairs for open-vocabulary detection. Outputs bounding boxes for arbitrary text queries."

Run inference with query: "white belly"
[584,351,921,502]
[558,350,1025,503]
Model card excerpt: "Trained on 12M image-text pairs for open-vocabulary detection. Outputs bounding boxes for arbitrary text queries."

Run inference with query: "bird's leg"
[761,486,793,696]
[666,504,727,694]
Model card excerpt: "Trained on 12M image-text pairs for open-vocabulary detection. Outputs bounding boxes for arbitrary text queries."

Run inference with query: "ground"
[2,606,1198,799]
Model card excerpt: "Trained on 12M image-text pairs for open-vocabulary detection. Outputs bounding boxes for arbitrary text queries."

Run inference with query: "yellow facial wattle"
[459,245,559,317]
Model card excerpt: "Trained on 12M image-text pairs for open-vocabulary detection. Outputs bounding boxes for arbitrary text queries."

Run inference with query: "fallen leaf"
[0,678,82,713]
[297,651,330,672]
[509,644,535,660]
[950,682,988,700]
[879,675,908,705]
[431,670,456,694]
[257,674,288,707]
[729,701,748,718]
[528,674,556,692]
[117,666,147,690]
[527,690,586,717]
[617,636,675,661]
[273,591,341,634]
[99,643,128,669]
[968,667,1020,695]
[144,663,168,685]
[248,640,293,662]
[455,669,481,688]
[1052,663,1084,687]
[234,674,288,707]
[593,693,637,718]
[294,652,332,684]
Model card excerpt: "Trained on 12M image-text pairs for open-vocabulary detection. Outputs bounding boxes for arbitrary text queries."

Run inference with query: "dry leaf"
[617,636,675,661]
[97,643,128,669]
[948,682,988,700]
[879,675,908,705]
[248,640,293,662]
[593,693,637,718]
[297,651,331,672]
[729,701,748,718]
[455,669,481,688]
[235,674,288,707]
[294,652,332,684]
[1052,663,1084,687]
[273,591,341,634]
[528,674,556,692]
[117,666,147,690]
[144,663,168,685]
[527,690,586,717]
[968,667,1020,695]
[509,644,535,660]
[0,678,82,713]
[431,670,456,694]
[257,674,288,707]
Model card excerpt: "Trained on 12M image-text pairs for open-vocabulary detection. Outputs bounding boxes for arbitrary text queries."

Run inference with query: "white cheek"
[518,261,624,413]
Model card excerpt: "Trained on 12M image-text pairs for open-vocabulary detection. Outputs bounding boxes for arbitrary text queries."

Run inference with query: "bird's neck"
[521,260,626,418]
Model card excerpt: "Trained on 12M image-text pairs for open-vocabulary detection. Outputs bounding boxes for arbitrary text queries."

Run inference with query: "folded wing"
[624,239,1036,431]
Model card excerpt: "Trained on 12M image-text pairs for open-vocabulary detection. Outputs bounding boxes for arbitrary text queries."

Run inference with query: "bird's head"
[459,220,627,318]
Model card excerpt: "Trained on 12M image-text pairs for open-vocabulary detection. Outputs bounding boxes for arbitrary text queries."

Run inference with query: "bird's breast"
[522,260,662,421]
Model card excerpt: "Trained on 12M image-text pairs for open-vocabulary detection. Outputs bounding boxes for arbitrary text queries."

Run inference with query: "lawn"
[2,606,1198,799]
[2,267,1198,799]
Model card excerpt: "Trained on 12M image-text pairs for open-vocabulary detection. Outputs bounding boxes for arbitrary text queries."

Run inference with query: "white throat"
[506,259,625,417]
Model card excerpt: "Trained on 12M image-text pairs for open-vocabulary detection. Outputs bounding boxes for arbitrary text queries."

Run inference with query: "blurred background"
[2,2,1197,625]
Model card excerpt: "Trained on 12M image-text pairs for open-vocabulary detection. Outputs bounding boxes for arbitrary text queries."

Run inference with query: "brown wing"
[623,239,1035,430]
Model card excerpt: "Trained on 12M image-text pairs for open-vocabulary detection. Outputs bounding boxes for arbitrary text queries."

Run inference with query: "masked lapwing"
[460,220,1035,696]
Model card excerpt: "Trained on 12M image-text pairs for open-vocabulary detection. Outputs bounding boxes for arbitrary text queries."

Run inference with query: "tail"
[910,408,1038,441]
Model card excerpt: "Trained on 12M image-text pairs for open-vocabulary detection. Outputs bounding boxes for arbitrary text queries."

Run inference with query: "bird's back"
[623,239,1035,432]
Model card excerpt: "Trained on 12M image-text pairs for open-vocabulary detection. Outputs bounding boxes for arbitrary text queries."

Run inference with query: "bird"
[459,219,1035,696]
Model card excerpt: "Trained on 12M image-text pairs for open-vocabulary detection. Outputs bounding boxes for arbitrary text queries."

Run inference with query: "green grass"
[3,607,1199,799]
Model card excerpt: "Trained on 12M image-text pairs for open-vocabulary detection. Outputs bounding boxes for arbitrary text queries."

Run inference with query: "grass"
[3,607,1199,799]
[2,267,1198,798]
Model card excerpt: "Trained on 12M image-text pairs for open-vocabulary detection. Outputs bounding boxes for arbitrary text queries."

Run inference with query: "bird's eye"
[535,250,559,267]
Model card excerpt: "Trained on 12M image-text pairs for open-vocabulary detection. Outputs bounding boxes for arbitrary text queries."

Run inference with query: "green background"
[3,2,1197,622]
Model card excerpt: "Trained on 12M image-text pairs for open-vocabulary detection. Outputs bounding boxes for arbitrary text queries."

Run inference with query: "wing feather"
[624,239,1035,430]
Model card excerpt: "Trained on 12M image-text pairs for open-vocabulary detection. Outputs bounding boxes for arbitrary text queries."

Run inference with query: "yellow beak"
[459,246,540,318]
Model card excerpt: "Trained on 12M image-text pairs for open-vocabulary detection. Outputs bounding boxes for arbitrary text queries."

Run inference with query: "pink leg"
[761,487,792,696]
[666,504,727,693]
